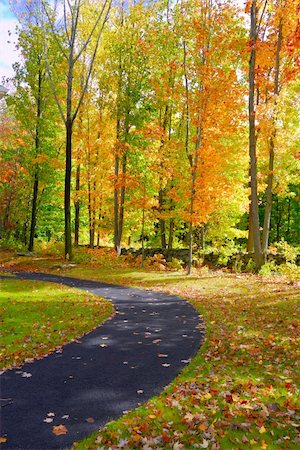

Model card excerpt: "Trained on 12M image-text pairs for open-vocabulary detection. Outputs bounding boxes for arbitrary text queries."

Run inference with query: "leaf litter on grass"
[72,274,299,450]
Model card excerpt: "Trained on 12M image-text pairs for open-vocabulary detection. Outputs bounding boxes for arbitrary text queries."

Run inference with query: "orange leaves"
[52,425,68,435]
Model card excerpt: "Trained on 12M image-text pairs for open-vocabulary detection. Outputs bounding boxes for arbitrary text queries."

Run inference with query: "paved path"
[0,272,204,450]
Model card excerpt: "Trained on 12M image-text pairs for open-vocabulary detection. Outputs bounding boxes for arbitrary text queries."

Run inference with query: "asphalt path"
[0,272,205,450]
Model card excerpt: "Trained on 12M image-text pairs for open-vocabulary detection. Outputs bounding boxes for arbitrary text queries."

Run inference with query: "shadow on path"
[1,272,205,450]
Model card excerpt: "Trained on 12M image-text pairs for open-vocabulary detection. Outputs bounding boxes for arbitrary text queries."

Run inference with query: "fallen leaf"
[52,425,68,435]
[158,354,168,358]
[86,417,95,423]
[21,372,32,378]
[0,438,7,443]
[259,425,266,434]
[43,418,53,423]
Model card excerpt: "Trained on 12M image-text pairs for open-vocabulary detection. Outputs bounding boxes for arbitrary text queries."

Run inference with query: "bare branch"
[40,0,68,60]
[63,0,71,45]
[72,0,112,121]
[257,0,268,38]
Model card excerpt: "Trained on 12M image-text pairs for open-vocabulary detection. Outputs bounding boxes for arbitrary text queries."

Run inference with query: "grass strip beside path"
[0,279,113,370]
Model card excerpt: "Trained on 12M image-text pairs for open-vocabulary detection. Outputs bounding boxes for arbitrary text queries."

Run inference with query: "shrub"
[36,239,64,257]
[0,235,25,252]
[166,258,183,271]
[72,248,92,264]
[278,263,300,284]
[259,261,278,277]
[270,240,298,263]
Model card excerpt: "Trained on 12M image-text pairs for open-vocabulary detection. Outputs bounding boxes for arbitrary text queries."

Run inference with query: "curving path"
[0,272,204,450]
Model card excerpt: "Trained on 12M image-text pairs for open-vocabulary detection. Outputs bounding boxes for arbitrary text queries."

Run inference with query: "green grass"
[0,278,114,370]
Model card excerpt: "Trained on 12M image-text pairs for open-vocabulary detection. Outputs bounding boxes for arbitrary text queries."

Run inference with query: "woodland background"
[0,0,299,273]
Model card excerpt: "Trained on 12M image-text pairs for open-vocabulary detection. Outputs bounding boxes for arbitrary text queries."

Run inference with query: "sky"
[0,0,18,84]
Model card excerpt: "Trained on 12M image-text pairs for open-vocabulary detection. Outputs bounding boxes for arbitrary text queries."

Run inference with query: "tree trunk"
[28,66,42,252]
[168,219,174,250]
[276,197,281,241]
[117,154,127,254]
[262,18,283,255]
[287,197,291,238]
[28,172,39,252]
[159,188,166,249]
[114,114,120,251]
[74,164,80,246]
[248,0,264,270]
[247,203,254,252]
[65,118,73,260]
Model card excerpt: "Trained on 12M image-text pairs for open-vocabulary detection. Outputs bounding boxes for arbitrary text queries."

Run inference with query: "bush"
[166,258,183,271]
[72,248,92,264]
[35,239,64,257]
[269,240,298,263]
[259,261,278,277]
[0,235,25,252]
[278,263,300,283]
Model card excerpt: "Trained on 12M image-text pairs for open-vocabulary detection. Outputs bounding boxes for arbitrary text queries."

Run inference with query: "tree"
[40,0,112,259]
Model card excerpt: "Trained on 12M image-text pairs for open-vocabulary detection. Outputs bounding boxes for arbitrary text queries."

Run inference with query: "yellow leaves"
[202,392,212,401]
[32,154,49,164]
[259,425,266,434]
[0,437,7,443]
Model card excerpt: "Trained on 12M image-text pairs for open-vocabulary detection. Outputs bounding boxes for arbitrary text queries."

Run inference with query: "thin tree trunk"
[141,181,146,268]
[96,202,102,247]
[3,191,13,230]
[247,203,254,252]
[28,67,43,252]
[248,0,264,269]
[28,172,39,252]
[276,197,281,241]
[74,164,80,246]
[159,188,166,249]
[114,114,120,251]
[158,105,169,250]
[262,17,283,254]
[117,154,127,254]
[287,197,291,238]
[168,219,174,250]
[65,118,73,260]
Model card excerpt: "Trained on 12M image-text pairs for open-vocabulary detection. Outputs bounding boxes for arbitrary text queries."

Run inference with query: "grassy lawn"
[1,249,299,448]
[0,278,113,370]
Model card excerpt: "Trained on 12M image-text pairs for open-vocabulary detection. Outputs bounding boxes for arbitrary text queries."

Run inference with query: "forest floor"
[0,248,299,449]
